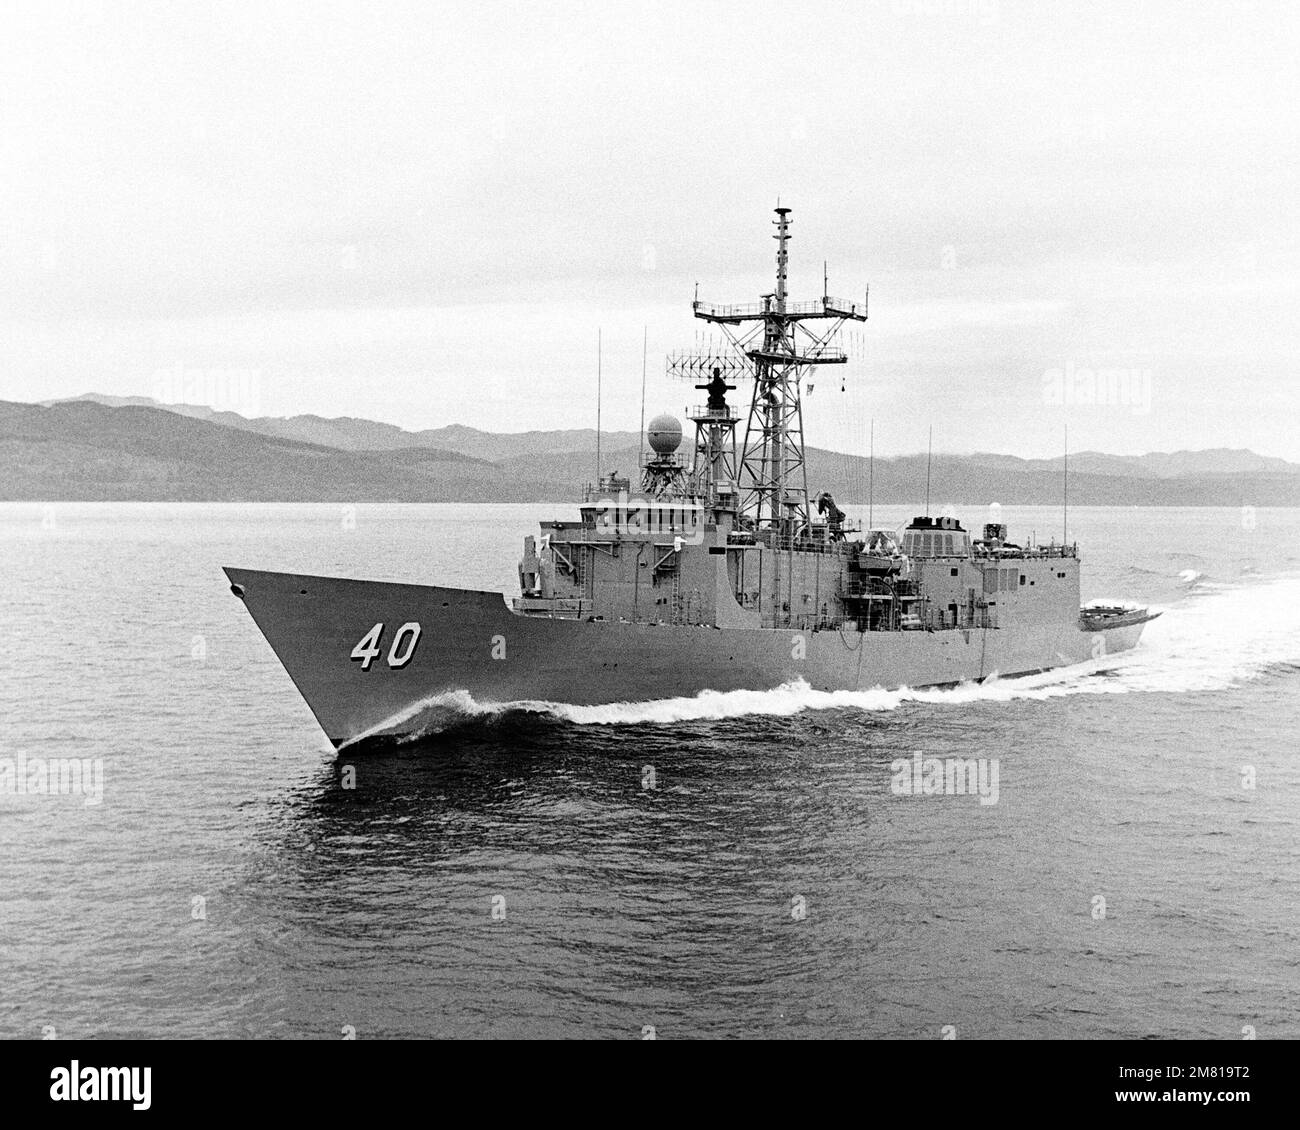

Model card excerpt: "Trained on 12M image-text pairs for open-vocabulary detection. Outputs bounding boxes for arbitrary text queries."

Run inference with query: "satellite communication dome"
[647,413,682,454]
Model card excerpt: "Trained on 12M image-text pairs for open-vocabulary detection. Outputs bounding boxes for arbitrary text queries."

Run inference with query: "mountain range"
[1,393,1295,507]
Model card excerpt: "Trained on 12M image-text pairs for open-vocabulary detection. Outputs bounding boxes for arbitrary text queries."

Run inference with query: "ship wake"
[338,573,1300,743]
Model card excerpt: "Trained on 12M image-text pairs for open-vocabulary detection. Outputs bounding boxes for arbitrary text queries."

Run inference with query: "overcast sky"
[1,0,1296,458]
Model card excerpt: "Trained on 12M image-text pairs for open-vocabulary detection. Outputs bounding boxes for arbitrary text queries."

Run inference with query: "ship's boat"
[226,207,1156,748]
[1079,603,1162,632]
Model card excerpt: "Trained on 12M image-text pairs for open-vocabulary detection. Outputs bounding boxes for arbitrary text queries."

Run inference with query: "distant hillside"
[1,400,526,502]
[6,397,1299,506]
[965,448,1299,479]
[47,394,641,458]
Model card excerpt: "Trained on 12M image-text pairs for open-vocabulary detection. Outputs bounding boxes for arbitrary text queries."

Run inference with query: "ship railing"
[841,583,894,599]
[972,544,1078,561]
[554,529,702,545]
[694,296,867,321]
[746,345,848,366]
[694,299,766,320]
[686,405,740,422]
[821,296,867,318]
[762,533,857,554]
[582,478,635,502]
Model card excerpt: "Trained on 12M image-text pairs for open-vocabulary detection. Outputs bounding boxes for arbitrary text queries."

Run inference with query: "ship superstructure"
[225,207,1156,748]
[516,209,1088,639]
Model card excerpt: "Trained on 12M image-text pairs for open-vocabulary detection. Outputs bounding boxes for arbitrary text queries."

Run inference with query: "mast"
[691,206,868,536]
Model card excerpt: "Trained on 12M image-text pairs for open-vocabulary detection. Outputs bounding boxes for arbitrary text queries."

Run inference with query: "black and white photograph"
[1,0,1296,1095]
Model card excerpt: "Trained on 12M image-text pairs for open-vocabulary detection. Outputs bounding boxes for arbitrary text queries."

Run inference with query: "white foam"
[340,574,1300,738]
[337,688,510,748]
[1096,572,1300,694]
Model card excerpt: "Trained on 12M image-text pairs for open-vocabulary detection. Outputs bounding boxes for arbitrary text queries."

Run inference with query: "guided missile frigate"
[226,207,1156,747]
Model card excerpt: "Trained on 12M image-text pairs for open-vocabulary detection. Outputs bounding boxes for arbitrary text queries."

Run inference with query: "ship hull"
[225,567,1151,748]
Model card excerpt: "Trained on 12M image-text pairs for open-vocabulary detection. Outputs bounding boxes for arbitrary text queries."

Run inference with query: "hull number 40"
[350,622,421,670]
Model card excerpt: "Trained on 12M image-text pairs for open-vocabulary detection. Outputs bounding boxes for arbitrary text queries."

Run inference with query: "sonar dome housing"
[646,413,683,455]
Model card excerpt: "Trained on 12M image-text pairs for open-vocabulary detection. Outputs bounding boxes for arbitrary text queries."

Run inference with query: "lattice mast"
[692,207,868,535]
[663,353,748,505]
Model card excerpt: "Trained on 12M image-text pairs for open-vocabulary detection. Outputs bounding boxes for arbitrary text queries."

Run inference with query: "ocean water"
[1,502,1298,1040]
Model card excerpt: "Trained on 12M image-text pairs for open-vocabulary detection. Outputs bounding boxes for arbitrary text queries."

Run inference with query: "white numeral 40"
[350,621,421,671]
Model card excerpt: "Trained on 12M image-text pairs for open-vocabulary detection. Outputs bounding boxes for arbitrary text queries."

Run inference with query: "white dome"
[647,413,682,454]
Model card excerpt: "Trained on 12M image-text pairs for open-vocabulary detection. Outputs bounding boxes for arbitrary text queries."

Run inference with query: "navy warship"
[226,207,1157,747]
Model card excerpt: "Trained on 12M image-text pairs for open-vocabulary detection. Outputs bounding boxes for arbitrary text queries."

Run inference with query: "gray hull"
[225,566,1151,747]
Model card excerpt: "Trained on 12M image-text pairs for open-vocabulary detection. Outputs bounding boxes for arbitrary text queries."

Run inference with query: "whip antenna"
[638,326,648,470]
[925,425,932,514]
[595,328,602,482]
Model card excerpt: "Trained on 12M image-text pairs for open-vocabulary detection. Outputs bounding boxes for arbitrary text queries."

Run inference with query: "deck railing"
[694,295,867,321]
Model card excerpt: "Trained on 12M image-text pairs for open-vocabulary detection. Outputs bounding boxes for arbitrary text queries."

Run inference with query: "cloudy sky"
[2,0,1296,458]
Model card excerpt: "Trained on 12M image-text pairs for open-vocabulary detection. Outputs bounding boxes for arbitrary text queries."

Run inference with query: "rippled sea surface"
[2,502,1298,1039]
